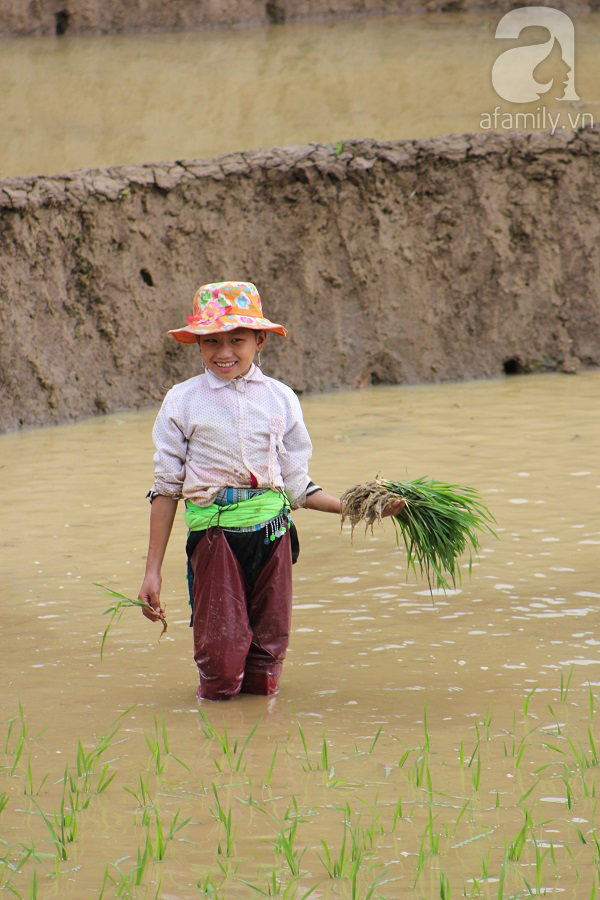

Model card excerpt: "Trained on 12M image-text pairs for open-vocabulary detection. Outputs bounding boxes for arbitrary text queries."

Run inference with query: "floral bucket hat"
[168,281,287,343]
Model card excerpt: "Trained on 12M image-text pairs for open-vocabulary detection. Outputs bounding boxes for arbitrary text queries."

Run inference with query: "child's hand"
[382,498,406,518]
[138,574,165,623]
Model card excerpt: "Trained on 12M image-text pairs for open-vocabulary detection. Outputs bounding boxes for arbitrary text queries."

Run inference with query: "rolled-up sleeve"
[151,391,188,500]
[280,393,313,508]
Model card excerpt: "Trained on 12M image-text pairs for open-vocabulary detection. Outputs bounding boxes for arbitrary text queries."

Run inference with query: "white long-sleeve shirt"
[152,364,314,508]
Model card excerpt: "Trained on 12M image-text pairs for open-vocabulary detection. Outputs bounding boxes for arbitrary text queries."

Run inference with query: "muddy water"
[1,370,599,895]
[1,12,599,178]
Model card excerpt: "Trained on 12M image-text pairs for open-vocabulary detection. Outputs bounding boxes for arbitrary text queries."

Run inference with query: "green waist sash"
[184,489,288,532]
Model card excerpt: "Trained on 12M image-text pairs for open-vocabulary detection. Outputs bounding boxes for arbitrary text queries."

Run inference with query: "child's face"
[197,328,265,380]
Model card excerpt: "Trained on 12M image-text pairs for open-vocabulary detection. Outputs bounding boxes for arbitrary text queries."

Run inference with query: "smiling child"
[138,281,402,700]
[138,281,343,700]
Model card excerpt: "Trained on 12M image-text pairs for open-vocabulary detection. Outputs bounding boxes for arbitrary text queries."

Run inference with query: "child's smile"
[198,328,265,381]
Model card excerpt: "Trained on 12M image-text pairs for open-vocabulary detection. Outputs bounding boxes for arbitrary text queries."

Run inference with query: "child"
[138,281,402,700]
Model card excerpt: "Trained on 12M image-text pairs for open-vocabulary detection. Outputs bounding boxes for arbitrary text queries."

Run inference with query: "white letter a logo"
[492,7,579,103]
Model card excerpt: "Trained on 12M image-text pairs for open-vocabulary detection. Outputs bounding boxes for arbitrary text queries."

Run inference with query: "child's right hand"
[138,573,165,623]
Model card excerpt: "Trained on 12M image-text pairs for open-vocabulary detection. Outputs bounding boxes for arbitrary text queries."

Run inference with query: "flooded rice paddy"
[1,11,599,178]
[1,370,599,896]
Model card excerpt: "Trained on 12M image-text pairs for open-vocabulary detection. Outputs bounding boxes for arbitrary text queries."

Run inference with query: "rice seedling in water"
[368,726,383,755]
[149,807,190,861]
[100,853,162,898]
[319,825,351,879]
[319,803,374,883]
[481,707,493,741]
[4,702,28,776]
[453,798,472,833]
[271,797,307,878]
[439,870,451,899]
[422,702,431,751]
[123,772,153,814]
[506,811,529,862]
[340,477,496,591]
[295,719,313,772]
[274,817,305,877]
[0,846,39,896]
[588,726,598,767]
[33,791,75,861]
[210,785,236,858]
[241,868,316,897]
[196,709,260,773]
[391,796,403,832]
[96,584,167,659]
[471,751,482,791]
[29,866,38,899]
[75,706,132,789]
[524,685,538,717]
[560,664,575,702]
[197,872,221,896]
[265,742,279,788]
[23,757,49,798]
[145,714,170,775]
[320,731,329,772]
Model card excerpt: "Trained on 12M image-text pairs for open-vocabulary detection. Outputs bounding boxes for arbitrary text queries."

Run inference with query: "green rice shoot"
[340,477,497,592]
[96,583,168,659]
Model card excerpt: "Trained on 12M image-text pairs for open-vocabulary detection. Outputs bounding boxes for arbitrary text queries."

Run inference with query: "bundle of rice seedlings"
[340,477,497,592]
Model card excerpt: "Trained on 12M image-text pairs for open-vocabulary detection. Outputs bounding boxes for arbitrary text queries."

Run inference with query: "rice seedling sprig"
[340,477,497,591]
[95,584,168,659]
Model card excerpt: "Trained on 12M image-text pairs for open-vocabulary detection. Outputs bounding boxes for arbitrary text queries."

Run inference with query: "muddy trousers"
[188,527,293,700]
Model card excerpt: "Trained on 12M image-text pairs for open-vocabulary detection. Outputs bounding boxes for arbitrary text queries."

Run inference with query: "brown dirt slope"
[0,0,596,36]
[1,128,599,432]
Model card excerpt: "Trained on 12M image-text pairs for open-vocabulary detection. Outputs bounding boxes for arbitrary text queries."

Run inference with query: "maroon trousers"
[189,528,293,700]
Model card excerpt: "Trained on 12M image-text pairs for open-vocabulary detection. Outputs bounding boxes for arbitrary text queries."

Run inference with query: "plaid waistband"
[214,487,267,507]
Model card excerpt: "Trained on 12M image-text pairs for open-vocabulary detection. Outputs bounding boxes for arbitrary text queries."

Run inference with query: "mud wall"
[1,127,599,431]
[0,0,597,36]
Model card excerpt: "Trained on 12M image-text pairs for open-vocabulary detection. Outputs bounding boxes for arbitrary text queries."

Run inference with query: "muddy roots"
[340,480,402,538]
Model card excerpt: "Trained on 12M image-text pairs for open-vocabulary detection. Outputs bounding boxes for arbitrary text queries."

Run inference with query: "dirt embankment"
[0,0,597,36]
[1,127,599,432]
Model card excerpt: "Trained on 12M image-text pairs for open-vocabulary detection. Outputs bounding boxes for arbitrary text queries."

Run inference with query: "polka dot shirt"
[152,364,314,509]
